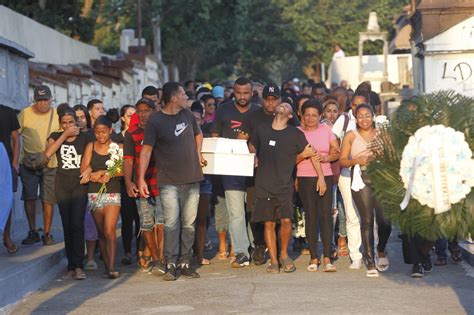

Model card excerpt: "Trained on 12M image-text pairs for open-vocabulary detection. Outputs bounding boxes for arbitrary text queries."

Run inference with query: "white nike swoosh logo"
[174,125,188,137]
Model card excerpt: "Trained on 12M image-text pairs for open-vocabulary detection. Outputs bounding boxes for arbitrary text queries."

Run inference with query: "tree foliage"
[3,0,409,82]
[1,0,95,42]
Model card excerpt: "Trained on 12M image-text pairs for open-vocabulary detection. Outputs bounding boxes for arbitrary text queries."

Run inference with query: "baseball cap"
[135,98,156,109]
[34,85,52,101]
[212,86,224,99]
[262,83,281,99]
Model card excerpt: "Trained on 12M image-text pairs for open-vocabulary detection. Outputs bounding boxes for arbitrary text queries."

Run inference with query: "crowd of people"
[0,77,465,281]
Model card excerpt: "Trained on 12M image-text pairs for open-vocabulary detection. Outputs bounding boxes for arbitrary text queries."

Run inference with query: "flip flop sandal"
[217,252,228,260]
[201,258,211,265]
[322,263,337,272]
[108,271,120,279]
[3,241,18,255]
[137,255,151,269]
[376,255,390,272]
[279,257,296,273]
[307,263,319,272]
[75,270,87,280]
[266,263,280,274]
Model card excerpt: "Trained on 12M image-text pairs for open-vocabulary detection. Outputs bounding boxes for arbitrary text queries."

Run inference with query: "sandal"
[200,258,211,265]
[108,271,120,279]
[266,263,280,274]
[217,251,228,260]
[307,259,319,272]
[376,252,389,272]
[322,263,337,272]
[3,241,18,255]
[279,257,296,273]
[74,268,86,280]
[61,270,75,280]
[366,268,379,278]
[301,248,310,255]
[138,255,151,269]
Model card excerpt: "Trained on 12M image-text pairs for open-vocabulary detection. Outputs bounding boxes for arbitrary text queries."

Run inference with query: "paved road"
[12,233,474,314]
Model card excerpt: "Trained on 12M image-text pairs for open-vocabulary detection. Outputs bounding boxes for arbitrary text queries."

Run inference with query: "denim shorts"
[87,193,121,212]
[20,164,56,203]
[136,196,164,231]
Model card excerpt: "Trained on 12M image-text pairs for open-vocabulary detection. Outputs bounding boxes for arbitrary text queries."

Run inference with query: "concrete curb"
[459,241,474,266]
[0,247,64,311]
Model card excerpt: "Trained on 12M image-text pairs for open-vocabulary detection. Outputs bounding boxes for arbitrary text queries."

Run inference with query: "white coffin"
[202,137,249,154]
[201,138,254,176]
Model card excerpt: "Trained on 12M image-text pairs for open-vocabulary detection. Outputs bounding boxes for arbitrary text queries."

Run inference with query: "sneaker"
[163,264,177,281]
[231,253,250,268]
[411,263,424,278]
[84,260,98,271]
[41,233,55,246]
[434,256,447,266]
[21,231,40,245]
[451,248,463,263]
[251,245,266,266]
[180,264,200,279]
[148,261,166,276]
[349,259,362,270]
[422,262,433,273]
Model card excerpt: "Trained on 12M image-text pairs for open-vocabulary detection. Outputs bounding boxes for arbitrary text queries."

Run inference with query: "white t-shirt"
[332,110,356,140]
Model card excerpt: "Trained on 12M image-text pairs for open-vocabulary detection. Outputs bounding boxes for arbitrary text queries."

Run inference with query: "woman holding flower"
[339,103,391,277]
[80,112,123,279]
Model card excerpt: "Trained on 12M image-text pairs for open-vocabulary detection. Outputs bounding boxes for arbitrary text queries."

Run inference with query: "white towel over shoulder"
[351,164,366,191]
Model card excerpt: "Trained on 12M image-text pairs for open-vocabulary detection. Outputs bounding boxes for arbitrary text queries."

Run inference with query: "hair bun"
[106,108,120,124]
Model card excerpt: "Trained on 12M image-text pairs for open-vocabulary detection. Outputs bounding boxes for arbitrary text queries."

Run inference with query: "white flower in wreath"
[399,125,474,214]
[375,115,389,128]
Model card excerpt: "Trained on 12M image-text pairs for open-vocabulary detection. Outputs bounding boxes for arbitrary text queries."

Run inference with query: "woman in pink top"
[297,100,340,272]
[340,103,391,278]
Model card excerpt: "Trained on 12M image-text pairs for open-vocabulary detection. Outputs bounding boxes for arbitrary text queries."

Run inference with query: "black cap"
[34,85,52,101]
[262,83,280,99]
[135,98,156,109]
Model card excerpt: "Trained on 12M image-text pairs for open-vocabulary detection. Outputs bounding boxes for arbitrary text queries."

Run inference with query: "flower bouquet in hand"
[91,143,123,211]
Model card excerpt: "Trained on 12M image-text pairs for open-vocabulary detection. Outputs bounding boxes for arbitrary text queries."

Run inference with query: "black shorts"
[252,196,293,222]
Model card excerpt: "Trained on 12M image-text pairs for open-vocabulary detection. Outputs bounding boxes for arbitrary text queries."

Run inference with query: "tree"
[2,0,95,42]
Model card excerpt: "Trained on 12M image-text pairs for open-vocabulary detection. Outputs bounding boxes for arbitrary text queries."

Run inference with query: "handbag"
[23,109,54,171]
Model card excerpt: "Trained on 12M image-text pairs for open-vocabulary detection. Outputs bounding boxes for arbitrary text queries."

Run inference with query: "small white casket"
[202,138,255,176]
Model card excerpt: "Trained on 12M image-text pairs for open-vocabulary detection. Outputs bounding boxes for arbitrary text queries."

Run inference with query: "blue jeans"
[435,237,459,259]
[159,183,200,265]
[225,190,250,257]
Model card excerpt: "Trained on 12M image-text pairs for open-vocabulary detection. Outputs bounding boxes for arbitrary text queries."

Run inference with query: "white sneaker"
[349,259,362,269]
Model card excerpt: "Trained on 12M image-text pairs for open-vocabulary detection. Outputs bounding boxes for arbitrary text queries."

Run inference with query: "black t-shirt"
[0,105,20,163]
[240,107,300,139]
[210,101,259,139]
[251,124,307,198]
[49,131,90,177]
[143,108,204,185]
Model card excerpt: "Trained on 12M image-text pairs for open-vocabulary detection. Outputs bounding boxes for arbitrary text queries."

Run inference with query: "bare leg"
[279,219,292,261]
[42,202,54,234]
[92,209,109,271]
[142,230,160,261]
[86,240,96,261]
[218,231,227,254]
[24,200,36,231]
[154,224,164,261]
[3,212,15,249]
[103,205,120,273]
[264,221,278,265]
